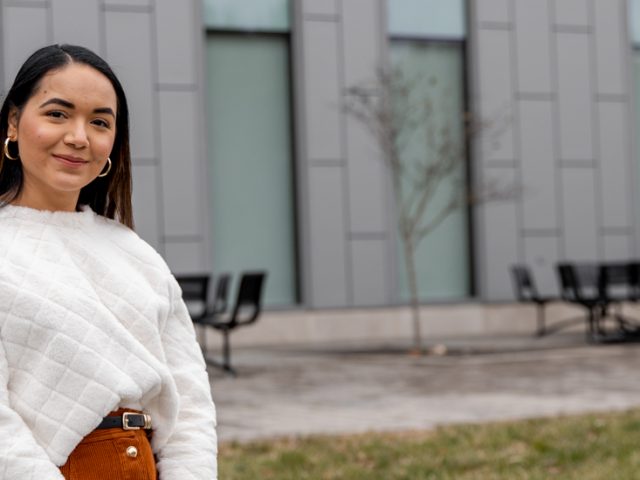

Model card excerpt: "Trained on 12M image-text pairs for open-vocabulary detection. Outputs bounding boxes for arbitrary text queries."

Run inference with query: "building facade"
[0,0,638,312]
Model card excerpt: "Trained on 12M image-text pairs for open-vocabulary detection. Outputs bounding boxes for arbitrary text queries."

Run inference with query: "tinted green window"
[203,0,289,31]
[632,0,640,45]
[207,35,297,306]
[388,0,466,39]
[391,40,469,301]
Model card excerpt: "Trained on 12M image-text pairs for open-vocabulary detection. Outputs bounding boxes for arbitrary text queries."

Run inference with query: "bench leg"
[587,307,608,343]
[201,328,237,376]
[221,329,235,375]
[204,356,236,376]
[587,308,597,342]
[536,304,546,336]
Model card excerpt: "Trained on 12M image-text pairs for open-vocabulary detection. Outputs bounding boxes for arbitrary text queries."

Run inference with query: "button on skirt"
[59,411,157,480]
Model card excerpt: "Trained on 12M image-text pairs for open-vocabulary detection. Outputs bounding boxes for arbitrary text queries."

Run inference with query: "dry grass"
[219,408,640,479]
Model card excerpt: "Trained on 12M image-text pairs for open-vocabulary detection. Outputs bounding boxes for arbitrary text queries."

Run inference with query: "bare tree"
[344,68,511,355]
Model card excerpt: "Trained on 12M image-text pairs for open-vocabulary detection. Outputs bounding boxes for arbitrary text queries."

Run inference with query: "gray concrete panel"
[345,118,386,233]
[593,0,625,95]
[131,163,160,251]
[514,0,552,94]
[164,240,207,274]
[155,0,197,85]
[308,166,348,307]
[51,0,100,53]
[598,101,631,229]
[1,1,47,4]
[561,168,598,261]
[554,0,590,27]
[341,0,386,234]
[2,5,48,86]
[479,167,519,300]
[350,238,388,306]
[341,0,379,88]
[476,29,515,162]
[158,90,202,237]
[523,235,560,297]
[302,0,338,16]
[603,233,631,261]
[556,32,594,161]
[475,0,511,24]
[104,10,156,160]
[302,20,342,161]
[519,100,557,230]
[0,6,3,95]
[104,0,151,7]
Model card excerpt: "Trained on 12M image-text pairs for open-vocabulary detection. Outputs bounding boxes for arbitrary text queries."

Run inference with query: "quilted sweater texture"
[0,205,217,479]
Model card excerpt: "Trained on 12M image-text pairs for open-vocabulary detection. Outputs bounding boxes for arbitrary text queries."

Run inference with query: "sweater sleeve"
[154,275,218,480]
[0,341,65,479]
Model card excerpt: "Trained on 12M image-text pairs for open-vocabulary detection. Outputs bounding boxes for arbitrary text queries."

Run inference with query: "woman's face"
[7,62,117,211]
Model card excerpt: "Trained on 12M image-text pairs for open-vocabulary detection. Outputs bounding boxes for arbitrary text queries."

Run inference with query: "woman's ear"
[7,106,18,139]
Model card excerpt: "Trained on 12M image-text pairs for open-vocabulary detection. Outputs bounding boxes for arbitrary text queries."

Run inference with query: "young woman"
[0,45,217,479]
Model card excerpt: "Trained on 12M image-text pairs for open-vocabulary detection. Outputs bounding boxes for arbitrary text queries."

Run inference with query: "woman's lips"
[53,154,89,168]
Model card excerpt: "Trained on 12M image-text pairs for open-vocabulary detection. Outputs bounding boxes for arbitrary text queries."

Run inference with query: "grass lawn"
[219,408,640,479]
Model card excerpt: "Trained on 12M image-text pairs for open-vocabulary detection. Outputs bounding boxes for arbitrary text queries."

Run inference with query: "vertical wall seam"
[98,0,107,57]
[378,0,396,305]
[285,26,302,303]
[467,1,490,299]
[148,0,165,257]
[189,0,207,269]
[192,0,213,272]
[0,3,4,95]
[336,0,354,306]
[549,0,565,260]
[292,1,314,307]
[461,0,475,297]
[45,0,52,43]
[509,0,525,266]
[620,0,638,256]
[588,0,604,260]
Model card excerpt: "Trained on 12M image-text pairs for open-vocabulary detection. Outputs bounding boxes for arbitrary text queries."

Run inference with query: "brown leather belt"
[96,412,152,430]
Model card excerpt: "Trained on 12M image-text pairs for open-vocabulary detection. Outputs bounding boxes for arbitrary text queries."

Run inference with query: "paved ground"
[207,332,640,443]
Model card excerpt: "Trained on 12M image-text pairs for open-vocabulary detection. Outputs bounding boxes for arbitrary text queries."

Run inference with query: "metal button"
[126,446,138,458]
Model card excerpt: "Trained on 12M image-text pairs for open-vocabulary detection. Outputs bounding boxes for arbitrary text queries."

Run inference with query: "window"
[631,0,640,47]
[204,0,289,32]
[388,0,470,301]
[205,0,297,306]
[388,0,465,40]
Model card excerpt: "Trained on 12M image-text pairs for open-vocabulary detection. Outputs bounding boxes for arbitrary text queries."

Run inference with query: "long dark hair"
[0,44,134,228]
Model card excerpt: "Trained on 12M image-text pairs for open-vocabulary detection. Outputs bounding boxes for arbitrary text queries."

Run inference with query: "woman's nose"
[64,122,89,148]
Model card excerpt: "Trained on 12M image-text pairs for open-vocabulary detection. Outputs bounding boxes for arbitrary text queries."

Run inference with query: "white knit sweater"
[0,205,217,479]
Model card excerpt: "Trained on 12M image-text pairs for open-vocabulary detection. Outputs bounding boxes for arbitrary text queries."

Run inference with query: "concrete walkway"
[208,333,640,443]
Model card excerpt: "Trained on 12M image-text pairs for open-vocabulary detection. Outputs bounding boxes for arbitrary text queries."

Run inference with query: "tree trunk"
[403,236,422,354]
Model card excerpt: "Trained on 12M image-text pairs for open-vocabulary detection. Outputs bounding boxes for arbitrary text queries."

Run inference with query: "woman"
[0,45,217,479]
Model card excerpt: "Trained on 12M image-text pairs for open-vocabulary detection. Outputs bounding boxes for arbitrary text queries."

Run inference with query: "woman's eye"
[92,119,111,129]
[46,110,67,119]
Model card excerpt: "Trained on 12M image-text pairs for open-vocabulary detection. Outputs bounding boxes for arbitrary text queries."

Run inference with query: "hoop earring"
[98,157,112,178]
[3,138,18,161]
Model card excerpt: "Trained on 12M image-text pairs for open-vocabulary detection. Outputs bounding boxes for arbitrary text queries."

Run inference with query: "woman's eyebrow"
[93,107,115,117]
[39,97,115,117]
[39,97,73,109]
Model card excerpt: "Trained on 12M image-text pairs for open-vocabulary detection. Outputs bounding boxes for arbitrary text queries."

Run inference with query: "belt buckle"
[122,412,152,430]
[143,413,152,429]
[122,412,140,430]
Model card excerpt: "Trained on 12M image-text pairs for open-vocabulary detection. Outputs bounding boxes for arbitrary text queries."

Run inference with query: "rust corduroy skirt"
[59,409,157,480]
